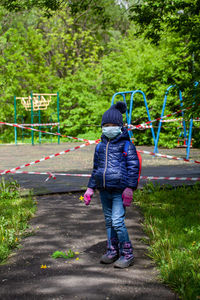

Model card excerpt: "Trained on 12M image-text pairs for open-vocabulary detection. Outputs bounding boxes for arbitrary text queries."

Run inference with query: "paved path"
[0,192,178,300]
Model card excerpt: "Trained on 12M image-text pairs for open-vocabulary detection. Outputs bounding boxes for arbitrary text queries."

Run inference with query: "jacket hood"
[101,126,130,143]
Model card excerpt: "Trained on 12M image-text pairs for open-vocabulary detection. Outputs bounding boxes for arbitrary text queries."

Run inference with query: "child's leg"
[111,192,129,243]
[100,190,118,240]
[99,190,119,264]
[111,192,134,268]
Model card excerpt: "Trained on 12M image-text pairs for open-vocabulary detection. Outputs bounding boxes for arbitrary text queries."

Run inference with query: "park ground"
[0,143,200,299]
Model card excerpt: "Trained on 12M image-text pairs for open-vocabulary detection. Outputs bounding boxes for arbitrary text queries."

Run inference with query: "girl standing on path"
[84,101,139,268]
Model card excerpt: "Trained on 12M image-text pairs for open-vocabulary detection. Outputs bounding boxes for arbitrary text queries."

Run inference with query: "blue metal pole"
[154,85,176,153]
[179,90,187,144]
[186,119,193,159]
[31,92,34,146]
[111,90,155,144]
[57,92,60,144]
[111,91,129,127]
[38,96,41,144]
[14,96,17,145]
[129,90,156,146]
[127,92,134,140]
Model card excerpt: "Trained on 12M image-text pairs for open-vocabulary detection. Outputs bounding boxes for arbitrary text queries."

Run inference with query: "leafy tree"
[129,0,200,115]
[59,27,193,147]
[0,0,62,13]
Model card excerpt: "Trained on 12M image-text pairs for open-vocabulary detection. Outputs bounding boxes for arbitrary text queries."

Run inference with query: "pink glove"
[84,188,94,206]
[122,188,133,207]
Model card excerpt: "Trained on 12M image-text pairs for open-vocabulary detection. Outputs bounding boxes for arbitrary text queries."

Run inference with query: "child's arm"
[84,146,99,206]
[126,142,139,190]
[87,145,99,190]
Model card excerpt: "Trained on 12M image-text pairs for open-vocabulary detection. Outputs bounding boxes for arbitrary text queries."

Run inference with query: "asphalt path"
[0,192,178,300]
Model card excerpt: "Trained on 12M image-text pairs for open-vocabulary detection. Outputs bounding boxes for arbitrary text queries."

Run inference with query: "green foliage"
[129,0,200,114]
[58,27,197,147]
[51,249,75,259]
[0,3,199,147]
[0,178,36,263]
[134,183,200,299]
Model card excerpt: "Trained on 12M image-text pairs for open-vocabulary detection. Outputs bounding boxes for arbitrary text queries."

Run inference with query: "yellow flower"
[75,252,80,255]
[2,237,5,241]
[79,196,84,202]
[75,257,79,261]
[15,238,18,242]
[41,264,47,269]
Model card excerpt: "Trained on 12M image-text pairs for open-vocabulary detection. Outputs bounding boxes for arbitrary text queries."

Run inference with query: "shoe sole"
[114,258,134,269]
[100,257,119,264]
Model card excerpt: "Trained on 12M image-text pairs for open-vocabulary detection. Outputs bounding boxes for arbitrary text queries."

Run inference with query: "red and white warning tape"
[0,139,100,175]
[138,149,200,164]
[19,123,59,126]
[1,170,200,182]
[161,118,182,123]
[0,122,92,142]
[161,118,200,123]
[128,103,200,130]
[140,176,200,181]
[127,124,152,129]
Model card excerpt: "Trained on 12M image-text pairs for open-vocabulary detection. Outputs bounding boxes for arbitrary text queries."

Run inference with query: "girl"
[84,101,139,268]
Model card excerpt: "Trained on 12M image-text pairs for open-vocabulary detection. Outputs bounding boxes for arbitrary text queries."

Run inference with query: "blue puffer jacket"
[88,127,139,191]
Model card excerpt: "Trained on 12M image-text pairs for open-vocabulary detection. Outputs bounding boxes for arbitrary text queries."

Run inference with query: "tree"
[129,0,200,115]
[0,0,62,13]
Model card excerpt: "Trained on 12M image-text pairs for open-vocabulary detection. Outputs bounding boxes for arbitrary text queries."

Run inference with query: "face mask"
[102,126,122,139]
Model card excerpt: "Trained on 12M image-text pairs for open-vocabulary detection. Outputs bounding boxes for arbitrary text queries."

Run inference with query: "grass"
[134,183,200,300]
[0,178,36,264]
[51,250,76,259]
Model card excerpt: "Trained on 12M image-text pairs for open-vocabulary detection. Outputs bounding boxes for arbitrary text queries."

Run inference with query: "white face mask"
[102,126,122,139]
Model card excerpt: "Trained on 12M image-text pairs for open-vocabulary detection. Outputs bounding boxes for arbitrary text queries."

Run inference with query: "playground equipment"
[154,84,199,159]
[111,90,156,146]
[14,92,60,145]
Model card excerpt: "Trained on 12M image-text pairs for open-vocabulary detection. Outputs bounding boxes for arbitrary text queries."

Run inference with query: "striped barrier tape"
[1,170,200,182]
[137,149,200,164]
[19,123,59,126]
[127,124,153,129]
[127,103,200,130]
[0,121,92,142]
[0,139,100,175]
[161,118,200,123]
[161,118,183,123]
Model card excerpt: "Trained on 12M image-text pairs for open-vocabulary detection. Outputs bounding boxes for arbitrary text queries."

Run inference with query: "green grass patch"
[52,249,75,259]
[0,178,36,264]
[134,183,200,300]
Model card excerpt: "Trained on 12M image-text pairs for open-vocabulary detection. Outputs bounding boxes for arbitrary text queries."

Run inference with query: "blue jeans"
[100,190,130,244]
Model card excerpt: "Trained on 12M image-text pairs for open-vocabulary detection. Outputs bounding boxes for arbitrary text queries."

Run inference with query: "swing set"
[14,92,60,145]
[154,83,199,159]
[111,86,198,159]
[111,90,156,145]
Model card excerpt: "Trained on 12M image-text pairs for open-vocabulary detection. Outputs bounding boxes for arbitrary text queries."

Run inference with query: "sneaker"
[100,238,119,264]
[114,241,134,268]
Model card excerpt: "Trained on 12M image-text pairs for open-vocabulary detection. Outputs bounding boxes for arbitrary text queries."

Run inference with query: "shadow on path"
[0,192,179,300]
